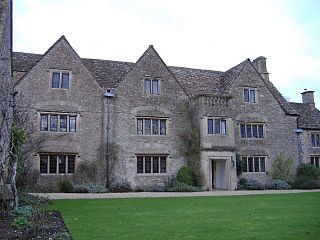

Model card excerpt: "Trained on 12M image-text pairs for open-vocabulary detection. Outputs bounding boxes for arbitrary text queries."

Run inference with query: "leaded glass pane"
[145,157,151,173]
[137,156,143,174]
[69,116,76,132]
[254,158,259,172]
[311,134,315,147]
[152,119,159,135]
[67,155,75,174]
[60,115,67,132]
[160,119,166,135]
[258,125,264,138]
[144,119,151,135]
[260,158,265,172]
[249,89,256,102]
[221,120,227,135]
[246,125,252,138]
[49,155,57,174]
[52,72,60,88]
[252,125,258,138]
[153,156,159,173]
[40,114,48,131]
[144,79,151,94]
[214,119,221,134]
[152,79,158,94]
[61,73,69,89]
[248,157,253,172]
[244,89,249,102]
[50,115,58,132]
[208,119,213,134]
[59,155,66,174]
[40,155,48,174]
[160,157,167,173]
[240,124,246,138]
[137,119,143,135]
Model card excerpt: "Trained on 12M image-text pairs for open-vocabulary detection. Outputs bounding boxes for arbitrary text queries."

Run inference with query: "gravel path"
[33,189,320,200]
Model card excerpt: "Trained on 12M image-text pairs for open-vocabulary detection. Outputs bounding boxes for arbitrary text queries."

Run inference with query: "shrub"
[167,181,201,192]
[11,216,29,229]
[109,182,132,193]
[236,154,245,176]
[271,155,293,181]
[265,180,291,190]
[13,205,33,218]
[297,164,320,179]
[292,176,320,189]
[244,179,264,190]
[73,184,107,193]
[176,165,196,186]
[58,180,74,193]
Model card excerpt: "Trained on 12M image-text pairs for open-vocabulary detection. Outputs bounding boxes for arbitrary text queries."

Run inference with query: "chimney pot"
[301,90,315,107]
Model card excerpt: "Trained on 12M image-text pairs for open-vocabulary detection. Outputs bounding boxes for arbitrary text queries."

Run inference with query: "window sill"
[40,173,75,176]
[136,173,168,176]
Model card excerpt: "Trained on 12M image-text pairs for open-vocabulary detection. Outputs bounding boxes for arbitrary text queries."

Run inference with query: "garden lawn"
[50,192,320,240]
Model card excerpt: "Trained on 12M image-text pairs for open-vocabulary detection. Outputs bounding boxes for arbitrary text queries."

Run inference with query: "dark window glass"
[60,115,67,132]
[152,119,159,135]
[244,89,250,102]
[137,156,143,174]
[260,158,265,172]
[50,115,58,132]
[221,120,227,135]
[144,79,151,94]
[249,89,256,102]
[160,156,167,173]
[316,134,320,147]
[40,114,48,131]
[144,119,151,135]
[316,158,320,168]
[311,134,315,147]
[248,157,253,172]
[214,119,221,134]
[40,155,48,174]
[160,120,166,135]
[240,124,246,138]
[59,155,66,174]
[61,73,69,89]
[67,155,75,174]
[49,155,57,173]
[69,116,76,132]
[254,158,260,172]
[137,119,143,135]
[52,72,60,88]
[145,157,151,173]
[152,79,159,94]
[242,157,247,172]
[252,125,258,138]
[153,156,159,173]
[258,125,264,138]
[208,119,213,134]
[246,125,252,138]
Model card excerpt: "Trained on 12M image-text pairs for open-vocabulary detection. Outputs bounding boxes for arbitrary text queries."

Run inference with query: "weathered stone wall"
[14,38,105,191]
[109,47,190,189]
[300,130,320,164]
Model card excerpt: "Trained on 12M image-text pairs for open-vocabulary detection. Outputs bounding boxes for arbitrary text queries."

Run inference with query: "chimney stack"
[252,56,269,81]
[301,90,315,107]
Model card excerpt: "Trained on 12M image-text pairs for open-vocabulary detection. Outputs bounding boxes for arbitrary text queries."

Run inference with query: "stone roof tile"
[290,102,320,129]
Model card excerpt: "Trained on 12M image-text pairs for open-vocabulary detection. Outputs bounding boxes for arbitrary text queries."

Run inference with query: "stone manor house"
[12,36,320,191]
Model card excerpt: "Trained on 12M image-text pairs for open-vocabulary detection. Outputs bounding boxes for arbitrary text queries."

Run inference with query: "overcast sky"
[13,0,320,106]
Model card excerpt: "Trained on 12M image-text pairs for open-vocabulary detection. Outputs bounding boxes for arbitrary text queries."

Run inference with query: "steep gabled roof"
[289,102,320,129]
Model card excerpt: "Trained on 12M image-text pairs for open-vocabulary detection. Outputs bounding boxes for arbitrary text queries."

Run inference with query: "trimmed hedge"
[265,180,291,190]
[167,182,201,192]
[176,165,196,186]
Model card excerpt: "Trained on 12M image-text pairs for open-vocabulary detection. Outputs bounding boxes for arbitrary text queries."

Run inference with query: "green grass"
[50,193,320,240]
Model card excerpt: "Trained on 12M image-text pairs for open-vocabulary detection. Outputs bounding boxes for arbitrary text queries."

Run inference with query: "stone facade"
[11,36,320,191]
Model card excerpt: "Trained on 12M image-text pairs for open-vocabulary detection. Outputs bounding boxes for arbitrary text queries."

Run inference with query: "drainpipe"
[295,115,303,165]
[104,89,114,187]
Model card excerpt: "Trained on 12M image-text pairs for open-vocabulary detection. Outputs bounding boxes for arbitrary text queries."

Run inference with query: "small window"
[51,71,70,89]
[145,156,151,174]
[49,155,57,174]
[60,115,67,132]
[61,73,69,89]
[144,77,159,95]
[153,156,159,173]
[50,115,58,132]
[137,156,144,174]
[240,123,264,139]
[208,118,227,135]
[52,73,60,88]
[59,155,66,174]
[311,133,320,147]
[244,88,256,103]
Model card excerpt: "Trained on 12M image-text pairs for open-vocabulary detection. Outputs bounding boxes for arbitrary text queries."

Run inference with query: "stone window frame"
[310,132,320,148]
[136,117,167,135]
[207,117,227,135]
[143,75,161,95]
[311,155,320,168]
[242,156,266,173]
[50,69,72,90]
[39,153,77,175]
[243,87,257,103]
[136,155,168,175]
[240,122,265,139]
[39,112,78,133]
